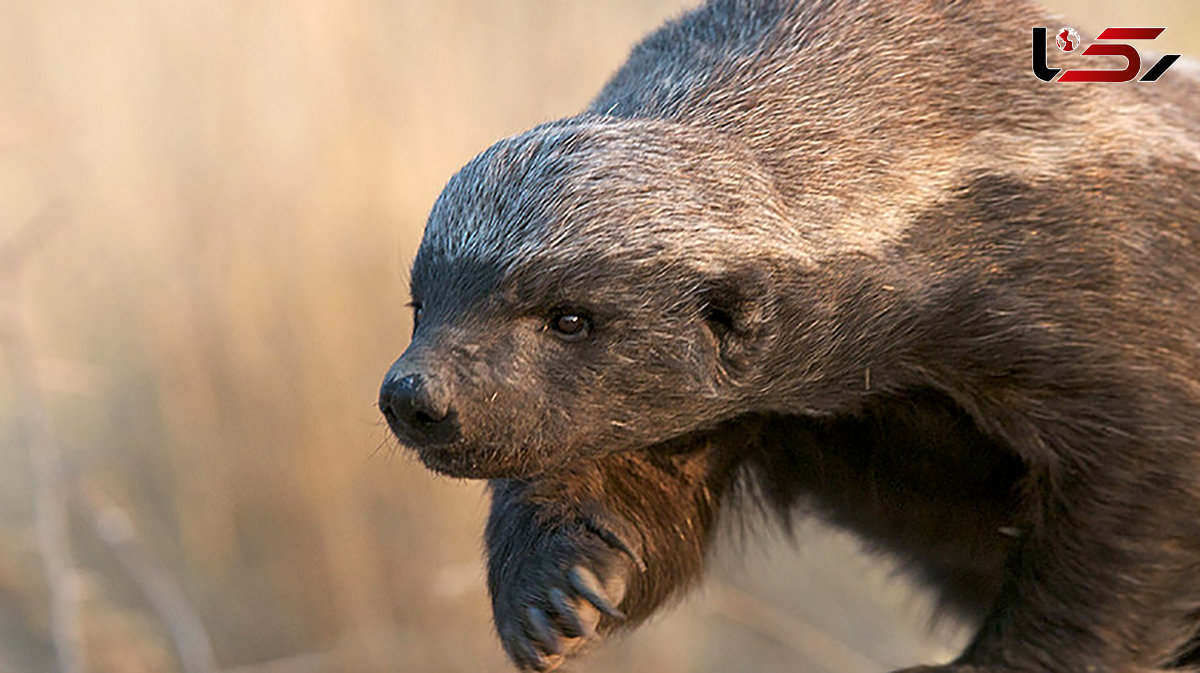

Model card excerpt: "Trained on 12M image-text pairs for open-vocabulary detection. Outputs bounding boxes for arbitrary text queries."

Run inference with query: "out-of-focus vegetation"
[0,1,1196,672]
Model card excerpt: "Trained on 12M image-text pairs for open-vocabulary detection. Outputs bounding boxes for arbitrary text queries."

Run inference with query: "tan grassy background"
[0,1,1196,672]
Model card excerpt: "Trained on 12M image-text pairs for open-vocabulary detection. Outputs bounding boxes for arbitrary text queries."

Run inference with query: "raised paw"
[490,526,638,671]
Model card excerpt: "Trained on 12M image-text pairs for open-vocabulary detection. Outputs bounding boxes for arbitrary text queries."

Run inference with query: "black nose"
[379,372,452,437]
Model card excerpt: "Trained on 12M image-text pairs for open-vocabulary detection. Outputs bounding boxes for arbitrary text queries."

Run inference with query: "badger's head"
[380,117,810,478]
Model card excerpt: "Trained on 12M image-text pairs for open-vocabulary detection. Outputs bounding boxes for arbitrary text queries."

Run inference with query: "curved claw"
[568,565,626,620]
[512,635,549,672]
[585,515,647,572]
[547,587,589,638]
[525,606,563,656]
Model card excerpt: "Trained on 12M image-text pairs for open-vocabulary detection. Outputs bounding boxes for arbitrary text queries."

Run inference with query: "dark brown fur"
[379,1,1200,671]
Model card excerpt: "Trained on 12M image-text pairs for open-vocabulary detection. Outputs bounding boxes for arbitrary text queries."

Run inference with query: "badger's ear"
[698,266,774,373]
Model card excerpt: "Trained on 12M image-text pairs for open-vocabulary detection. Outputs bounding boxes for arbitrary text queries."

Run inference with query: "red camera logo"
[1032,26,1181,83]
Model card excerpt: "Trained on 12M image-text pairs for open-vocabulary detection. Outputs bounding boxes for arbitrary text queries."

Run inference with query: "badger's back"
[582,0,1200,399]
[589,0,1196,221]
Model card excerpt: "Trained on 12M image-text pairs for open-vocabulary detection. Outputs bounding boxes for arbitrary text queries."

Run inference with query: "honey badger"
[378,0,1200,670]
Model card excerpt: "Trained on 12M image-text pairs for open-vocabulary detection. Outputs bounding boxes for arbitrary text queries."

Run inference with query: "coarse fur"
[379,0,1200,671]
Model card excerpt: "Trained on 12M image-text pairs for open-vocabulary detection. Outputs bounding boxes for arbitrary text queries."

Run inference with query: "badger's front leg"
[485,477,636,672]
[485,444,734,671]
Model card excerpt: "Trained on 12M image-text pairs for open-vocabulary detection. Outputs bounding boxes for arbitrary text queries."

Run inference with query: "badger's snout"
[379,364,458,446]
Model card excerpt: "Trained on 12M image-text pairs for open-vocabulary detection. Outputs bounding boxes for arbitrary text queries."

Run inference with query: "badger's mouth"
[408,439,549,480]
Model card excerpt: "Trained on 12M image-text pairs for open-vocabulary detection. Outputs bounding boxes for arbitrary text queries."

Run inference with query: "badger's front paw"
[490,519,640,671]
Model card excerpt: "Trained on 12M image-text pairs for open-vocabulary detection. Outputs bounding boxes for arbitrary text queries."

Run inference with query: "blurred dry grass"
[0,1,1196,672]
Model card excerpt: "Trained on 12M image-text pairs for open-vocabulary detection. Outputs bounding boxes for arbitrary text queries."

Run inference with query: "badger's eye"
[550,313,590,341]
[411,302,424,330]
